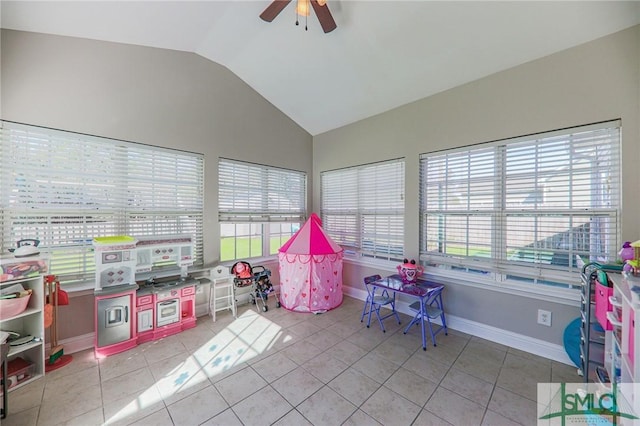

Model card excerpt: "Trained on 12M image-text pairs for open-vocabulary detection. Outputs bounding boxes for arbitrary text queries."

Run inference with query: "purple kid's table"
[369,274,444,350]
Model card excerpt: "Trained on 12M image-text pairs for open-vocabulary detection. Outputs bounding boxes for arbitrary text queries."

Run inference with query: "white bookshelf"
[0,274,45,392]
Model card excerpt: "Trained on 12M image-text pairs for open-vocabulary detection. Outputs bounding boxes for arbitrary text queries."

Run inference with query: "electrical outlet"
[538,309,552,326]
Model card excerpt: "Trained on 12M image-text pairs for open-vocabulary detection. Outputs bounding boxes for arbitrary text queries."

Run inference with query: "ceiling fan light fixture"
[260,0,337,34]
[295,0,310,17]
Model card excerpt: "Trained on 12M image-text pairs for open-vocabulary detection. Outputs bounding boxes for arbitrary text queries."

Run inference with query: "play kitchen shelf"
[187,265,214,318]
[0,257,46,394]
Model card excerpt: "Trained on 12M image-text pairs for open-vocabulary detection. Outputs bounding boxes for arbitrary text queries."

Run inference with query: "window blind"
[0,121,204,283]
[321,159,405,260]
[218,158,306,223]
[420,121,621,288]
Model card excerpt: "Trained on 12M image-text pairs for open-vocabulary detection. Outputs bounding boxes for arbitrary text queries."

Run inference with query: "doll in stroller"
[231,261,280,312]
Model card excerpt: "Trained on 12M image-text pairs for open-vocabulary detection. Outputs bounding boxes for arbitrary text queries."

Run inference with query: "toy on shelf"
[397,259,424,284]
[622,240,640,275]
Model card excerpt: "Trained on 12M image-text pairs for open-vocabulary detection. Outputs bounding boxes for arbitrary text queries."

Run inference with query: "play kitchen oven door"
[156,289,180,327]
[96,295,131,347]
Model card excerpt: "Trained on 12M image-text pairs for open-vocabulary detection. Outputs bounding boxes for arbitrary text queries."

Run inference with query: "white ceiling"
[2,1,640,136]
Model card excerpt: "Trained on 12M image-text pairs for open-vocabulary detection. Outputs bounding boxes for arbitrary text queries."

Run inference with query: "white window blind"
[420,121,621,288]
[218,158,306,223]
[321,159,405,260]
[0,121,204,283]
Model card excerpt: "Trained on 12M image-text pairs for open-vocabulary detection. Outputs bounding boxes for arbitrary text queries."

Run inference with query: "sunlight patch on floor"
[104,310,286,425]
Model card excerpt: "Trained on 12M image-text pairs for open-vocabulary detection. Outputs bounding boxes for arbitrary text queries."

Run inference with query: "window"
[0,121,204,284]
[420,121,621,289]
[218,158,306,261]
[321,159,405,261]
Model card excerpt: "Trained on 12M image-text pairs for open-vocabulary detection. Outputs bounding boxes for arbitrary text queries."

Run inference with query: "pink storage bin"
[0,294,31,320]
[595,279,613,331]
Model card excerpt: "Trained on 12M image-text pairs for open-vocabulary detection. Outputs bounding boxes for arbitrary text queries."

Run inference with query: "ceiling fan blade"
[260,0,292,22]
[310,0,337,33]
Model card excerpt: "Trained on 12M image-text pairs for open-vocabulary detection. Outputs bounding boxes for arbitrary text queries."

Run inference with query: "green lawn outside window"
[221,236,291,262]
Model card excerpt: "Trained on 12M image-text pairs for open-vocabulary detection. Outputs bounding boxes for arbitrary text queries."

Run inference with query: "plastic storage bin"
[595,279,613,331]
[0,258,48,282]
[2,357,35,389]
[0,294,31,320]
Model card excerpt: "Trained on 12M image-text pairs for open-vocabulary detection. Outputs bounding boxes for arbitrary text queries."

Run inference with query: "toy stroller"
[231,261,280,312]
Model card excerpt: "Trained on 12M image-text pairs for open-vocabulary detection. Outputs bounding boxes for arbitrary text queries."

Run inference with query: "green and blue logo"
[538,382,639,425]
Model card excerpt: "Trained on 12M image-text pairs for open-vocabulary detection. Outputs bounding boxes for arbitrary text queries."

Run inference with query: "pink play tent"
[278,213,343,312]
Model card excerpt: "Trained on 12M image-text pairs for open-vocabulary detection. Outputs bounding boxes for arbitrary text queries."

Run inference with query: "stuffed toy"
[397,258,424,284]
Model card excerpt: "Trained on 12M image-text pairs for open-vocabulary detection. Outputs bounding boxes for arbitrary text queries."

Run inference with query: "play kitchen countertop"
[135,276,199,296]
[94,283,139,297]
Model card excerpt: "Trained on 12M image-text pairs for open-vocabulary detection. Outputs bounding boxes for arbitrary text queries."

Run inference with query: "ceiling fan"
[260,0,337,34]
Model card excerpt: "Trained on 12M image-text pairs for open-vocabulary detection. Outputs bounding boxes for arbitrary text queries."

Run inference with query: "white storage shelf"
[609,273,640,421]
[0,274,45,393]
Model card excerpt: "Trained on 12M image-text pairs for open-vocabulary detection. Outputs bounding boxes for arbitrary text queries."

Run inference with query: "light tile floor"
[3,296,580,426]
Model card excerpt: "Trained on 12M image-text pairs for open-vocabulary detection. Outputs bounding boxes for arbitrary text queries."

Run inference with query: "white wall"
[1,29,313,339]
[1,29,313,263]
[313,25,640,347]
[2,26,639,350]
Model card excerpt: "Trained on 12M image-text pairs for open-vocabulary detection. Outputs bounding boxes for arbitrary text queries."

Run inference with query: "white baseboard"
[343,286,572,366]
[47,332,95,356]
[57,290,573,366]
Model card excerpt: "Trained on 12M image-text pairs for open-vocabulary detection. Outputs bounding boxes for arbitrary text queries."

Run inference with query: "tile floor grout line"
[4,298,576,426]
[415,333,473,418]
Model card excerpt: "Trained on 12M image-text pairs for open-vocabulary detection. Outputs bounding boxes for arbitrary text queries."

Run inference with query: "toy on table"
[397,259,424,284]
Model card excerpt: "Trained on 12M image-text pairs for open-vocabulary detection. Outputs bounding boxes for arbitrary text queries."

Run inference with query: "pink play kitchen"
[93,235,197,358]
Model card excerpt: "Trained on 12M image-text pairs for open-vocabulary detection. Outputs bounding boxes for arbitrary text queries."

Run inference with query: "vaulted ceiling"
[2,1,639,135]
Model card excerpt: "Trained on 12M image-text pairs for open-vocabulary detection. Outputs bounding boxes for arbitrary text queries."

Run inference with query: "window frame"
[321,158,405,261]
[419,120,621,291]
[218,158,307,262]
[0,121,205,286]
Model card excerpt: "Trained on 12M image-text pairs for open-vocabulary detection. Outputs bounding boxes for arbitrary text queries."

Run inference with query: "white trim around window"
[0,121,205,285]
[419,120,621,291]
[218,158,307,261]
[321,158,405,261]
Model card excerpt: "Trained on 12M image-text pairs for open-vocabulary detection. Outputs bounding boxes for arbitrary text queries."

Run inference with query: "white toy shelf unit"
[594,270,640,420]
